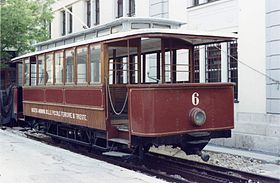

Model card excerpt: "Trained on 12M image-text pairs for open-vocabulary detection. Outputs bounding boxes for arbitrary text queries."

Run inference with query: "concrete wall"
[266,0,280,114]
[238,0,266,114]
[186,0,238,32]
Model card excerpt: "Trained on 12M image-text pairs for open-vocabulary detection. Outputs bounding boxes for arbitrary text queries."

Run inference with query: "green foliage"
[0,0,54,60]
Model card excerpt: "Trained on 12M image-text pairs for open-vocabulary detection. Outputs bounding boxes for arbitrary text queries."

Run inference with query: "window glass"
[128,0,135,17]
[38,55,45,85]
[61,10,66,36]
[24,58,30,86]
[46,53,54,84]
[30,60,37,86]
[176,49,189,82]
[65,49,75,84]
[206,44,221,82]
[194,47,200,83]
[131,23,150,29]
[17,63,23,86]
[68,7,73,34]
[94,0,100,25]
[97,28,110,37]
[90,45,101,83]
[117,0,123,18]
[111,25,122,34]
[86,0,91,28]
[145,53,158,83]
[228,41,238,100]
[76,47,88,83]
[55,52,64,84]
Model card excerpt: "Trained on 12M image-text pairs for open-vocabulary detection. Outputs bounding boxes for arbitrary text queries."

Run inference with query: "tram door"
[107,41,139,128]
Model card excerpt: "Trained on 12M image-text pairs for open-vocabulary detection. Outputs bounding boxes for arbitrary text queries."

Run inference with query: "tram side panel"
[22,86,106,130]
[128,83,234,137]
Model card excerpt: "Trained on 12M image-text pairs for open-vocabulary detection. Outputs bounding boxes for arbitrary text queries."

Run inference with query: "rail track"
[13,128,280,183]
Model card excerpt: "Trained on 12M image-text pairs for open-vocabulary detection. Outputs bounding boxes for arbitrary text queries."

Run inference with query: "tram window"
[131,23,150,29]
[46,53,54,84]
[17,63,23,86]
[128,47,138,84]
[145,53,158,83]
[206,44,221,82]
[37,55,45,85]
[176,49,189,82]
[65,49,74,84]
[76,46,88,84]
[194,47,200,83]
[24,58,30,86]
[165,51,171,82]
[90,45,101,83]
[111,25,122,34]
[141,38,161,83]
[55,51,64,84]
[30,58,37,86]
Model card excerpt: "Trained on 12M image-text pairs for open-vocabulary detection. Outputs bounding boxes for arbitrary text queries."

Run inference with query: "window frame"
[61,10,66,36]
[89,43,101,84]
[227,41,238,101]
[54,50,64,85]
[45,52,55,85]
[116,0,123,18]
[86,0,91,28]
[193,47,200,83]
[37,54,46,86]
[23,58,30,86]
[94,0,100,25]
[128,0,135,17]
[16,62,23,87]
[30,56,37,86]
[65,47,76,85]
[68,7,73,34]
[205,44,221,83]
[76,45,88,85]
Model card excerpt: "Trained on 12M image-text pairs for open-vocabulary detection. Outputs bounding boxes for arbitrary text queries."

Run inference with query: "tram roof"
[11,28,237,62]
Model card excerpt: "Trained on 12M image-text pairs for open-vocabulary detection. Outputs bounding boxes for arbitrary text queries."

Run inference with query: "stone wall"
[210,112,280,155]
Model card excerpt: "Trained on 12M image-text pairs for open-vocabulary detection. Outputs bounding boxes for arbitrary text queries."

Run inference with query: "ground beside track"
[150,145,280,179]
[1,127,280,182]
[0,129,167,183]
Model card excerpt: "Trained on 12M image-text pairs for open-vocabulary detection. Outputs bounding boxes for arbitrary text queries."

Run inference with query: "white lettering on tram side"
[30,107,87,121]
[192,92,200,106]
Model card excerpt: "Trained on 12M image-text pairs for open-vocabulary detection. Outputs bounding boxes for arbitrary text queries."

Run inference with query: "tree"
[0,0,53,63]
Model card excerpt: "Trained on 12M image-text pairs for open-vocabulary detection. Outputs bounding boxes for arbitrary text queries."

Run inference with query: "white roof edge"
[34,17,186,47]
[11,29,237,62]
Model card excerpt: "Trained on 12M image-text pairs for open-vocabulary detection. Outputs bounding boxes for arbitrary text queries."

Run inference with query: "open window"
[30,56,37,86]
[23,58,30,86]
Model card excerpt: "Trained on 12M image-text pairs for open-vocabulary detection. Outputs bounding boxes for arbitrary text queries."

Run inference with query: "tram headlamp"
[189,108,206,126]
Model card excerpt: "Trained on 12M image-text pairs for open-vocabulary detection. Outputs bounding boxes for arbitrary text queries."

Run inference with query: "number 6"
[192,92,199,106]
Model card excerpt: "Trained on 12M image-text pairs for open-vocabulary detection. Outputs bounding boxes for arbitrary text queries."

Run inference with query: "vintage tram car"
[11,28,236,159]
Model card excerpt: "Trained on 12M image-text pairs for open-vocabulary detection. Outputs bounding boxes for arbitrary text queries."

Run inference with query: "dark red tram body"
[12,29,236,157]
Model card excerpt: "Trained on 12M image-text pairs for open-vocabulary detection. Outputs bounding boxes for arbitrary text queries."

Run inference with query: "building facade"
[48,0,280,154]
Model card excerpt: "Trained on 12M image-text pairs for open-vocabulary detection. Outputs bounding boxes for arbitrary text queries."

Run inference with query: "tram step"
[109,138,129,145]
[102,151,131,158]
[186,140,209,145]
[188,132,210,137]
[114,124,129,132]
[111,119,128,125]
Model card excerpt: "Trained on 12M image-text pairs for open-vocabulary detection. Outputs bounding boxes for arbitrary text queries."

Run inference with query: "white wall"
[186,0,238,32]
[169,0,187,22]
[73,1,86,33]
[266,0,280,114]
[100,1,114,24]
[135,0,149,17]
[238,0,266,113]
